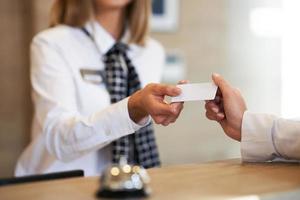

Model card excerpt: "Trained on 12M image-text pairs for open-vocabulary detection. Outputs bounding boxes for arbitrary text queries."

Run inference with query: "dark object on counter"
[0,170,84,186]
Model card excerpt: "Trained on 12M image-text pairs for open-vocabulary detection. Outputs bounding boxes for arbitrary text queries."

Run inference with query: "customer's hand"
[205,74,247,141]
[128,83,184,126]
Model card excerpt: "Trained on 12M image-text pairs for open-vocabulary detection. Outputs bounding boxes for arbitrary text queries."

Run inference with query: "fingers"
[152,102,184,126]
[206,110,217,121]
[161,102,184,126]
[159,80,186,125]
[152,102,176,116]
[206,110,225,121]
[205,101,225,121]
[142,83,184,125]
[205,101,220,113]
[152,115,167,125]
[151,84,181,97]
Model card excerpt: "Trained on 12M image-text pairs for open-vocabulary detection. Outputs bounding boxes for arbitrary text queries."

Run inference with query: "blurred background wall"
[154,0,238,164]
[0,0,32,177]
[0,0,282,177]
[155,0,281,165]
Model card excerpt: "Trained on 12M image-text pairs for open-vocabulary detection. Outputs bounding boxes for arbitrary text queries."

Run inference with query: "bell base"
[96,188,149,199]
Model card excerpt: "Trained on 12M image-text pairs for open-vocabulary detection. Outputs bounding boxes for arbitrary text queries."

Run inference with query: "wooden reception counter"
[1,159,300,200]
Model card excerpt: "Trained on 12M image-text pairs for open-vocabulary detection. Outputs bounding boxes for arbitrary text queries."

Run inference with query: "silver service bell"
[96,157,151,199]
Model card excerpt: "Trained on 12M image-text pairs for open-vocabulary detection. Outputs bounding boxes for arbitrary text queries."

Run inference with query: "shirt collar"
[84,20,133,55]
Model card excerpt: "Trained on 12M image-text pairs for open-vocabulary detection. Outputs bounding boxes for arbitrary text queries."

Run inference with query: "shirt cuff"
[241,111,277,162]
[124,97,152,130]
[91,97,149,143]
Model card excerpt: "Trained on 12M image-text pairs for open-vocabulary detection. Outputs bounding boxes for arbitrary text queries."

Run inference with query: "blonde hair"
[49,0,151,45]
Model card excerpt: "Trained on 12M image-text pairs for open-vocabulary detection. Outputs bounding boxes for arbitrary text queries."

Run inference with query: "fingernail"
[212,107,219,113]
[213,73,220,77]
[217,113,225,118]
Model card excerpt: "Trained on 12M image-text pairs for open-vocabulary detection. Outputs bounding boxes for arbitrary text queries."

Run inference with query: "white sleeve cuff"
[131,116,152,130]
[91,97,151,141]
[241,111,277,162]
[124,97,152,130]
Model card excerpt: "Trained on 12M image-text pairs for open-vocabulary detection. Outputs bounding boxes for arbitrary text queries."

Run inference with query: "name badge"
[80,69,106,84]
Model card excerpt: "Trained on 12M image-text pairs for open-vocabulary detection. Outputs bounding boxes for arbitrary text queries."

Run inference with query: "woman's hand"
[128,83,184,126]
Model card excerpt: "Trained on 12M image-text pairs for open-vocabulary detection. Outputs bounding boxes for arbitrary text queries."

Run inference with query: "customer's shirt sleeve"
[241,111,300,162]
[30,35,150,162]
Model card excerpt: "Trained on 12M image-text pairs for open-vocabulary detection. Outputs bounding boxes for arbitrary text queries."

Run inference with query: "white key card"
[171,83,218,102]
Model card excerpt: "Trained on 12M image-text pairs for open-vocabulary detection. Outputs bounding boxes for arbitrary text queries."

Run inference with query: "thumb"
[212,73,231,96]
[153,84,181,97]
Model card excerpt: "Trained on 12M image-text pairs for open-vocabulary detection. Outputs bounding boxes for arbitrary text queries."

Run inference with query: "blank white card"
[171,83,218,103]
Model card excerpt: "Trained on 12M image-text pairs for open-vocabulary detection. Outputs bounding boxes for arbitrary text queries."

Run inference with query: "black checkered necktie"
[103,42,160,168]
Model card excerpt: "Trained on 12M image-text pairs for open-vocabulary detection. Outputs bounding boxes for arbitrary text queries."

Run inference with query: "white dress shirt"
[15,21,165,176]
[241,111,300,162]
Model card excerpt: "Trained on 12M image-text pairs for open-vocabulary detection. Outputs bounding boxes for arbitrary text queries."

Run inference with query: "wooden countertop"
[1,159,300,200]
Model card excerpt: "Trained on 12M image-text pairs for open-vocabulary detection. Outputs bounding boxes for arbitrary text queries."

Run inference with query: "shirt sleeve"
[241,111,300,162]
[31,35,150,162]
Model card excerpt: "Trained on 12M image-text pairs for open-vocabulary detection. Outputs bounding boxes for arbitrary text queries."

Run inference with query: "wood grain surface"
[1,159,300,200]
